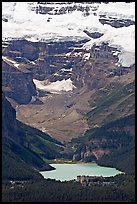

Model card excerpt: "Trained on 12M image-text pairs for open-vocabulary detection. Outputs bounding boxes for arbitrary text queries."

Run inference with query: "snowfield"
[33,78,76,94]
[2,2,135,67]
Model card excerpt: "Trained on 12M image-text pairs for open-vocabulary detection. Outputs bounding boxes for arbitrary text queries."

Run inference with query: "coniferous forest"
[2,174,135,202]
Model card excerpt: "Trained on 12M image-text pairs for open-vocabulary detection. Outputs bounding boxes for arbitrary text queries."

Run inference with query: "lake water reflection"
[40,163,123,181]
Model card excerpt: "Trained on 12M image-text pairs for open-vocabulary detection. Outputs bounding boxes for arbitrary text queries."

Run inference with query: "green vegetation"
[2,174,135,202]
[2,93,63,182]
[2,141,43,181]
[17,120,64,161]
[87,81,135,126]
[17,120,62,146]
[98,147,135,175]
[50,159,77,164]
[2,137,53,171]
[71,114,135,175]
[2,150,43,181]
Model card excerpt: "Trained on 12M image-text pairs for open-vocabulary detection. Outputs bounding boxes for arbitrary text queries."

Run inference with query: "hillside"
[2,92,64,181]
[68,114,135,174]
[86,77,135,127]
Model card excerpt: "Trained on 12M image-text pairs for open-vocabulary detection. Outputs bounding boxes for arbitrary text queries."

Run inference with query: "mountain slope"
[2,92,64,181]
[86,77,135,127]
[2,141,44,181]
[69,114,135,174]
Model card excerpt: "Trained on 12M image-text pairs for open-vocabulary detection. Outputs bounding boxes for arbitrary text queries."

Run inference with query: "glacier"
[2,2,135,68]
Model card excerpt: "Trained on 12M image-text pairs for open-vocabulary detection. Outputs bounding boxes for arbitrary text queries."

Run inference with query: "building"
[76,175,113,186]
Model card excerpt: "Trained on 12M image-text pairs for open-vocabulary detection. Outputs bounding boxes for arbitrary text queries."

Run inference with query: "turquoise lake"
[40,163,123,181]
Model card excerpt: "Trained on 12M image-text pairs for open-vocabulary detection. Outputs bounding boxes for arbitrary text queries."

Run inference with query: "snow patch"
[30,61,36,65]
[98,2,135,21]
[83,53,90,61]
[30,96,37,103]
[33,78,76,94]
[118,51,135,68]
[61,68,73,72]
[2,56,20,68]
[66,52,72,57]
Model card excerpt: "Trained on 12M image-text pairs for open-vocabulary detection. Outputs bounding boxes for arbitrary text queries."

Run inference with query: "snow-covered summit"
[2,2,135,41]
[2,2,135,67]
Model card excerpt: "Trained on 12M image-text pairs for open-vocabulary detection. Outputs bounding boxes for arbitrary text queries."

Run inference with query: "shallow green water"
[40,163,123,181]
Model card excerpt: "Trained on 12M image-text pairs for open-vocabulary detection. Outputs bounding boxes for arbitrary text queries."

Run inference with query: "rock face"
[83,30,104,39]
[99,18,135,28]
[3,38,131,101]
[2,59,36,104]
[2,92,17,139]
[33,2,100,16]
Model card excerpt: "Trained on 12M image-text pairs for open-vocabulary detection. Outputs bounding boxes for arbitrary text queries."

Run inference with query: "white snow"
[113,51,120,56]
[83,24,135,67]
[2,2,135,67]
[33,78,76,94]
[2,56,20,68]
[30,61,36,65]
[61,68,73,72]
[30,96,37,103]
[97,2,135,21]
[66,52,71,56]
[73,52,82,57]
[118,51,135,68]
[53,73,60,76]
[83,53,90,61]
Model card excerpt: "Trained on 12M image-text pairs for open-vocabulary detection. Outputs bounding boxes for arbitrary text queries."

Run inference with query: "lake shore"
[40,163,123,181]
[49,159,97,165]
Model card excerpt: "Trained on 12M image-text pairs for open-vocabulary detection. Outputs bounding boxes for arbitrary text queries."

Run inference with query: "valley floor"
[17,87,93,142]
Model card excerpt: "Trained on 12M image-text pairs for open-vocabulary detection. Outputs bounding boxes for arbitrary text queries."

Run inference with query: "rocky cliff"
[2,56,36,104]
[2,92,17,139]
